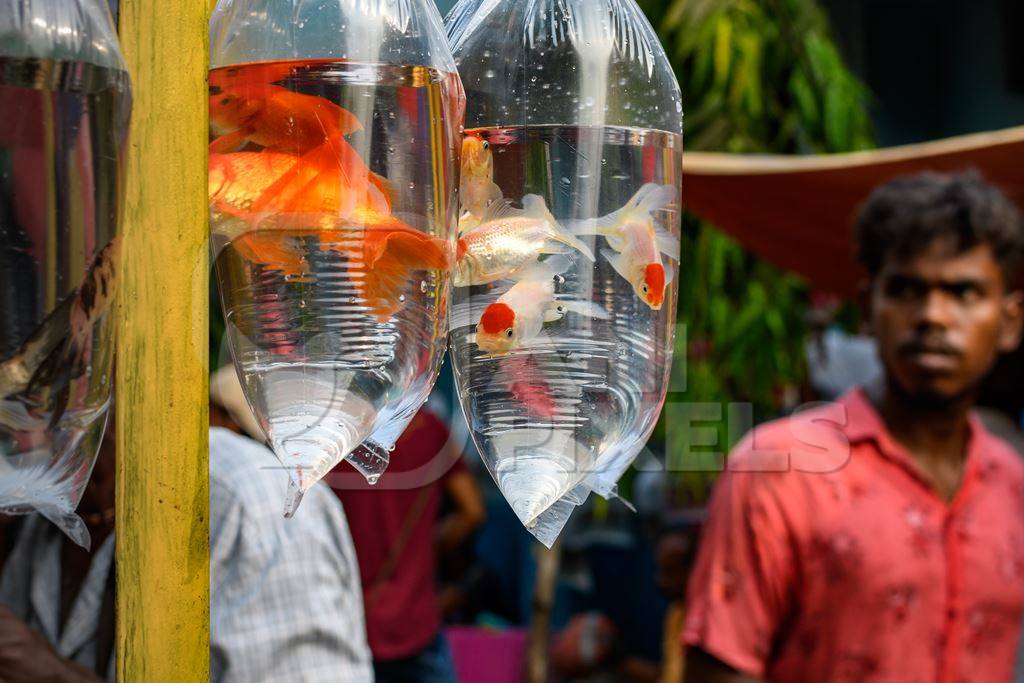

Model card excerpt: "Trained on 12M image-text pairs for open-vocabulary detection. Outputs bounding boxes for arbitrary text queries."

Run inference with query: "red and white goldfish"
[458,134,503,233]
[475,258,608,355]
[454,195,594,287]
[570,183,678,310]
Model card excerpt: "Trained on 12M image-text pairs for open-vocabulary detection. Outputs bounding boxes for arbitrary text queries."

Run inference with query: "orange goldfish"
[210,151,450,321]
[568,184,679,310]
[458,133,503,233]
[209,82,363,155]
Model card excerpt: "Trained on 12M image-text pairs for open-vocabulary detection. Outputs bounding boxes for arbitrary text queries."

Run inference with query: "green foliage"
[639,0,874,496]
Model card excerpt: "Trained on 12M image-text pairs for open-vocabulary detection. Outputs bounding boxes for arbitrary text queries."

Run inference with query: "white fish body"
[474,256,609,354]
[570,183,679,309]
[455,195,595,287]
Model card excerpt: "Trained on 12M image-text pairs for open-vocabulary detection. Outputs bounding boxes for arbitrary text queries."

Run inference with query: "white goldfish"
[459,134,503,232]
[475,258,609,355]
[455,195,595,287]
[570,183,679,310]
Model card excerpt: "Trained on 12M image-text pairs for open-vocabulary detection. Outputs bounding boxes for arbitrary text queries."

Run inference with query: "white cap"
[209,365,266,443]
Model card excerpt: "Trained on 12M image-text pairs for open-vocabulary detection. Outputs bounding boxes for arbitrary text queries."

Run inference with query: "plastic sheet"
[0,0,131,548]
[209,0,462,514]
[445,0,682,545]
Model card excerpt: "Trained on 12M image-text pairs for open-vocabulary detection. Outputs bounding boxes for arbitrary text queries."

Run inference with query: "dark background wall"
[436,0,1024,144]
[821,0,1024,144]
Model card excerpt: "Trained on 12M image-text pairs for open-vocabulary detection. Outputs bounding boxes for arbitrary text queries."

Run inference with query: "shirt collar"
[839,386,991,489]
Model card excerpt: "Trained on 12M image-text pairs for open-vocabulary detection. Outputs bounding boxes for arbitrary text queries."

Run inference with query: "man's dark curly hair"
[854,170,1024,287]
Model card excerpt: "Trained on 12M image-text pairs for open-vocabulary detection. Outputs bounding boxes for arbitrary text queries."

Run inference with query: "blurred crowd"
[3,169,1024,683]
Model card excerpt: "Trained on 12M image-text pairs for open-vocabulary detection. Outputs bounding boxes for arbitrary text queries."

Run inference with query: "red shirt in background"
[332,409,466,661]
[683,389,1024,683]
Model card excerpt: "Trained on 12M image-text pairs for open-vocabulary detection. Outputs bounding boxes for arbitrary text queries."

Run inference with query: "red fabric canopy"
[680,126,1024,296]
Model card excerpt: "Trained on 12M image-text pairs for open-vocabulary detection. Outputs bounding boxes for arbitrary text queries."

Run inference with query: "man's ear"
[998,289,1024,353]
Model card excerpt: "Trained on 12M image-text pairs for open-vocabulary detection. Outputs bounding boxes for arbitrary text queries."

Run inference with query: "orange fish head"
[461,135,492,176]
[210,89,260,131]
[639,263,666,310]
[476,302,517,354]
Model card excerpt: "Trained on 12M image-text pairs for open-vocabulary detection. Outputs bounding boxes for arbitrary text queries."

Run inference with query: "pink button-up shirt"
[683,389,1024,683]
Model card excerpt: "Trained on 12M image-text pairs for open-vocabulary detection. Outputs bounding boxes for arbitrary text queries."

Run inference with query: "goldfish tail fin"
[655,230,680,260]
[209,128,252,154]
[522,195,595,262]
[555,299,611,321]
[600,248,631,283]
[234,233,308,279]
[368,173,398,213]
[355,222,451,321]
[566,183,677,238]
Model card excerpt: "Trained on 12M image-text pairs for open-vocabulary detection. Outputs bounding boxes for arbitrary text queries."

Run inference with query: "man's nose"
[916,289,954,328]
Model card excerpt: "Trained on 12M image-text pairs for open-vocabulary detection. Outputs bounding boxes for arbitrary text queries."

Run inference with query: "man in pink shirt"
[683,171,1024,683]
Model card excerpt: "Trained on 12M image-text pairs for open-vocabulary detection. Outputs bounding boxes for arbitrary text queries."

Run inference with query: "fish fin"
[542,307,564,324]
[537,242,572,255]
[249,138,380,216]
[357,223,450,320]
[628,183,677,216]
[558,300,611,320]
[571,183,678,237]
[511,253,574,283]
[209,128,252,154]
[664,261,675,286]
[234,232,308,279]
[655,229,680,259]
[480,197,522,223]
[334,104,364,135]
[522,195,596,262]
[601,248,631,282]
[368,172,397,212]
[362,221,450,271]
[247,148,330,215]
[458,210,481,235]
[564,218,602,237]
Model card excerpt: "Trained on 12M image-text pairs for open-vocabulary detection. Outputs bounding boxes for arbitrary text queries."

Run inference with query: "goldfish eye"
[556,305,565,313]
[505,329,514,338]
[220,96,234,106]
[482,141,490,150]
[641,284,649,294]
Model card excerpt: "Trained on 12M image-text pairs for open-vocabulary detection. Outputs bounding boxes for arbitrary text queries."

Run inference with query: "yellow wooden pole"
[115,0,210,679]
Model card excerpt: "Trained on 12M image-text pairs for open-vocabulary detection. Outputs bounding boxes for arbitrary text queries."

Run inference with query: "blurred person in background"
[331,405,485,683]
[683,171,1024,682]
[0,367,372,681]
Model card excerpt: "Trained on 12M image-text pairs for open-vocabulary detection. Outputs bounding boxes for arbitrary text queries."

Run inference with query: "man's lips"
[898,340,962,372]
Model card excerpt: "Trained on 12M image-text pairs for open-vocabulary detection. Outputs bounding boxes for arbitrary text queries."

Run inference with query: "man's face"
[869,240,1023,405]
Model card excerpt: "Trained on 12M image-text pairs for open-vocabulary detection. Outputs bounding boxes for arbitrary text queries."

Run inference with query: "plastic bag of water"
[209,0,462,514]
[0,0,131,548]
[445,0,682,546]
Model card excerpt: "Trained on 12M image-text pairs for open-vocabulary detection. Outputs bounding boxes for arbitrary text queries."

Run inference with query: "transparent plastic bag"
[0,0,131,548]
[209,0,462,514]
[446,0,682,546]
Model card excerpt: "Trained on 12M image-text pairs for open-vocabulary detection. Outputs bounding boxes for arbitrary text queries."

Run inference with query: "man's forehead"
[879,241,1001,282]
